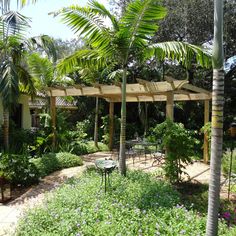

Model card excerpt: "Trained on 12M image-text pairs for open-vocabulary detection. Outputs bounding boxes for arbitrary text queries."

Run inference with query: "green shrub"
[31,153,60,178]
[222,149,236,175]
[150,119,196,183]
[70,141,108,156]
[56,152,83,168]
[0,153,39,186]
[31,152,83,178]
[16,171,235,236]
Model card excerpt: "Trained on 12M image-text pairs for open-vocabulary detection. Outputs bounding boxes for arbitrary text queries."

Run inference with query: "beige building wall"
[19,95,31,129]
[0,95,31,129]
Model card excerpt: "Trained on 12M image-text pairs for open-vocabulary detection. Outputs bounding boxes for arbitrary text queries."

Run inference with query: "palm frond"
[57,49,107,75]
[27,35,57,62]
[54,4,111,50]
[0,62,19,108]
[88,0,119,31]
[120,0,166,50]
[17,0,38,8]
[17,65,37,96]
[0,11,30,39]
[107,69,126,82]
[148,41,212,69]
[27,53,54,87]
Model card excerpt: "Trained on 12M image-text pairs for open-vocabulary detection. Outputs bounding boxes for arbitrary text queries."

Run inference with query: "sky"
[11,0,110,40]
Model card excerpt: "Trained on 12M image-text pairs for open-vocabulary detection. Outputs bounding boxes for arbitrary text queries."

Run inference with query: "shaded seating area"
[46,77,212,163]
[118,139,165,166]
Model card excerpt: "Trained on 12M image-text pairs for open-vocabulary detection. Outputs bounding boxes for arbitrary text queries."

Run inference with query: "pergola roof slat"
[46,79,212,102]
[105,93,211,103]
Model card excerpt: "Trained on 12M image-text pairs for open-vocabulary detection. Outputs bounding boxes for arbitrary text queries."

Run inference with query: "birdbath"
[95,159,117,193]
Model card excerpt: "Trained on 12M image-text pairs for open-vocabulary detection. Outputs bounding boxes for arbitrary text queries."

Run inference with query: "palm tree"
[0,10,56,150]
[0,11,34,149]
[206,1,224,235]
[55,0,211,175]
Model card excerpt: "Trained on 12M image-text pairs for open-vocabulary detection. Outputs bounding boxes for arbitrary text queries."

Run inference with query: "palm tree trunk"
[94,96,99,149]
[3,109,9,151]
[206,0,224,235]
[119,67,127,176]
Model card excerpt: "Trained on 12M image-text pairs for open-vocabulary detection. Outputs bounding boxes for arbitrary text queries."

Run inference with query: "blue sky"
[11,0,110,40]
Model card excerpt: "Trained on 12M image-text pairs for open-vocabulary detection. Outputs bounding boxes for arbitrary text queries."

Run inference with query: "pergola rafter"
[46,79,211,101]
[46,78,211,163]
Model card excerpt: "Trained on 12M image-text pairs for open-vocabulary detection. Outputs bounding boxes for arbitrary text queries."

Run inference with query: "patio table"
[95,159,117,193]
[125,140,161,164]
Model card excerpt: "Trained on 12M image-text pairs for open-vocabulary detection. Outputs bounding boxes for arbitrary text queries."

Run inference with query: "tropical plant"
[0,9,56,150]
[206,0,225,235]
[54,0,211,175]
[0,153,40,186]
[0,11,34,150]
[151,119,195,183]
[27,52,74,89]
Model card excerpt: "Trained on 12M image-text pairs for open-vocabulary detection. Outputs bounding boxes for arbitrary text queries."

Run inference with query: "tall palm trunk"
[94,96,99,149]
[3,108,9,150]
[119,67,127,176]
[206,0,224,235]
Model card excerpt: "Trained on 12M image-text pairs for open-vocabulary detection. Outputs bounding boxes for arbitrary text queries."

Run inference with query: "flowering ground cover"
[16,170,236,236]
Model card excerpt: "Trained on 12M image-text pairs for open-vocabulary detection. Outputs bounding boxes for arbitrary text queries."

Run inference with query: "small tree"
[152,119,195,183]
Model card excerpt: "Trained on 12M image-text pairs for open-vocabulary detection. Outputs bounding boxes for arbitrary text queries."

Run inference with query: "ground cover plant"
[16,170,235,236]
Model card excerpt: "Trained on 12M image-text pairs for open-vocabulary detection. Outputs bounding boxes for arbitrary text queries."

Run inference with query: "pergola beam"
[47,79,212,163]
[46,80,194,97]
[105,93,212,102]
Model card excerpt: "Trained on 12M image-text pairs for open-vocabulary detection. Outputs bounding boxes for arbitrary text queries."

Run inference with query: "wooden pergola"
[46,77,211,163]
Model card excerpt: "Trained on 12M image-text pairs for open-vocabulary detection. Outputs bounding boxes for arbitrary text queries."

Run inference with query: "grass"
[16,170,236,236]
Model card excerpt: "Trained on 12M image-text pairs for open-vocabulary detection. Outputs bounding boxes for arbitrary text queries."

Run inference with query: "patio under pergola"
[46,77,212,163]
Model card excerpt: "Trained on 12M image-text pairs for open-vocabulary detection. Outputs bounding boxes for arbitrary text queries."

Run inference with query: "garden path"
[0,151,230,236]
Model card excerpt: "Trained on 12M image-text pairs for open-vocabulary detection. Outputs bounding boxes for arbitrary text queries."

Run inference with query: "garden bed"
[16,170,236,236]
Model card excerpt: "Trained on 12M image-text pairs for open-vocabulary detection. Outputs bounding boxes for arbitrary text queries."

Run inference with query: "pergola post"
[109,102,114,151]
[166,91,174,120]
[203,100,210,163]
[50,96,56,150]
[94,97,99,148]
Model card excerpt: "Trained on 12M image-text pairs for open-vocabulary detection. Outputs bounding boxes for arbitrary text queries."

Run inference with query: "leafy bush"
[222,149,236,175]
[62,141,108,156]
[150,119,196,183]
[31,152,83,178]
[0,128,37,154]
[0,153,39,186]
[16,171,235,236]
[31,153,60,178]
[56,152,83,168]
